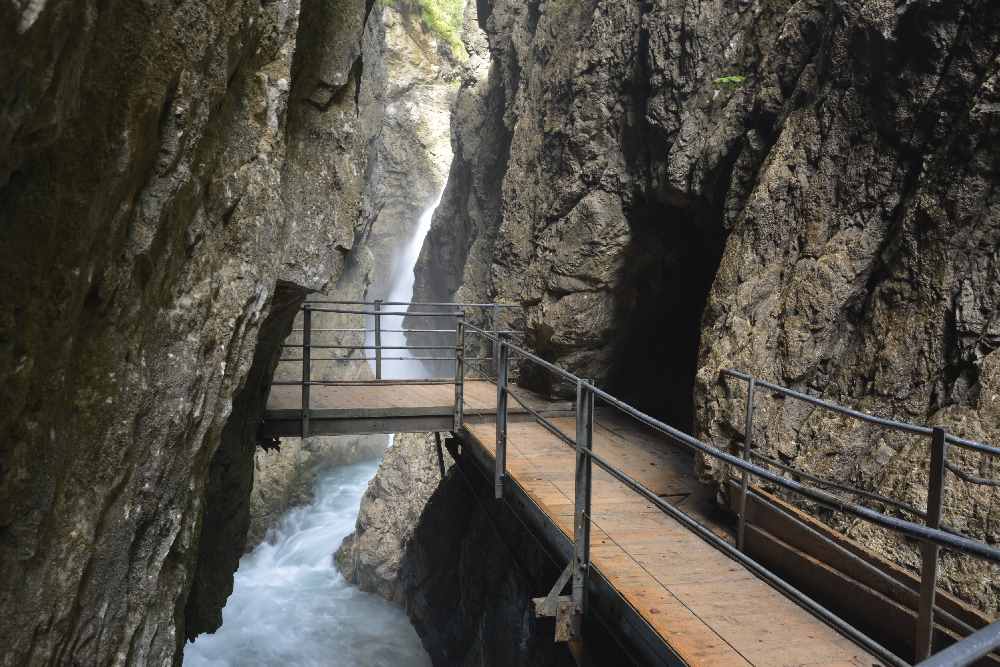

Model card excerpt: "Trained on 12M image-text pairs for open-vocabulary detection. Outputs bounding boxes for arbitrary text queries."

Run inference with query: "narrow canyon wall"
[247,2,462,546]
[414,0,1000,613]
[0,0,387,662]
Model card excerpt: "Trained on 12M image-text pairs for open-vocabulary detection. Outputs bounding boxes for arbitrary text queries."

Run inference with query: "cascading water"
[374,190,443,380]
[183,460,430,666]
[185,194,447,666]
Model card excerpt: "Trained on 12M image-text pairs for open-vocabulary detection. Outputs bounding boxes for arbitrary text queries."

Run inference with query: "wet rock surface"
[247,3,460,548]
[335,433,452,604]
[415,0,1000,614]
[0,0,388,661]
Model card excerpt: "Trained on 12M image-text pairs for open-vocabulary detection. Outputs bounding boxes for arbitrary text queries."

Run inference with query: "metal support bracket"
[532,562,581,643]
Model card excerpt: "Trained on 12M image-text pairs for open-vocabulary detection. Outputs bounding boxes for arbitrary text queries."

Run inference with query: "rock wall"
[414,0,1000,613]
[399,443,577,667]
[0,0,389,662]
[247,2,462,545]
[335,432,452,604]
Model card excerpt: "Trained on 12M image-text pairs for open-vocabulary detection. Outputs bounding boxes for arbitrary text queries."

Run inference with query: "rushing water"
[376,191,443,380]
[183,459,431,667]
[185,195,447,666]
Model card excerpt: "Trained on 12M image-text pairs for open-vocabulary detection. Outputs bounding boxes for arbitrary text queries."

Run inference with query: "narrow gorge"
[2,0,999,666]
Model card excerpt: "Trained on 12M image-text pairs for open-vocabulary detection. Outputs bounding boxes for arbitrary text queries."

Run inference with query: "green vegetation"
[415,0,465,55]
[713,75,747,89]
[388,0,466,56]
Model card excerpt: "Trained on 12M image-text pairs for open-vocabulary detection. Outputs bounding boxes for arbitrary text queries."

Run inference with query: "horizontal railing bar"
[304,307,463,317]
[747,488,977,639]
[944,462,1000,488]
[305,300,523,308]
[464,322,579,385]
[750,451,927,519]
[505,388,577,449]
[270,379,456,386]
[277,357,489,363]
[587,383,1000,562]
[917,619,1000,667]
[290,328,369,333]
[577,442,906,666]
[282,345,454,351]
[722,369,1000,457]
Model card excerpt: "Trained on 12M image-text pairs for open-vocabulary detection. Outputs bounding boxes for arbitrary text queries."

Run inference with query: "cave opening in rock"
[606,200,726,434]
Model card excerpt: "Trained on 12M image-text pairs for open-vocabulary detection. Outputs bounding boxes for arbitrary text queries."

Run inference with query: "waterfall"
[184,460,430,666]
[372,190,443,380]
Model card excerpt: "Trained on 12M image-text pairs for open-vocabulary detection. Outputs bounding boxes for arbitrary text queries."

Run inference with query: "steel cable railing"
[455,321,1000,667]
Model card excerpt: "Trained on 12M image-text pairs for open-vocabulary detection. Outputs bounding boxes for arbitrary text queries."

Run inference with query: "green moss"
[713,75,747,89]
[382,0,467,57]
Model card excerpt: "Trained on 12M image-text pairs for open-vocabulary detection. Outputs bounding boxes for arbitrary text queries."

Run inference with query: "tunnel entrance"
[605,199,726,434]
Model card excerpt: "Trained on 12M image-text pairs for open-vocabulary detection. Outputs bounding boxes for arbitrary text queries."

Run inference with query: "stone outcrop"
[335,432,452,603]
[0,0,390,661]
[247,2,461,546]
[413,0,1000,615]
[399,444,577,667]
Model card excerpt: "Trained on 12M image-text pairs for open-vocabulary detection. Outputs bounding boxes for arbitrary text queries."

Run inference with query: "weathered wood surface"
[267,380,569,415]
[463,414,879,667]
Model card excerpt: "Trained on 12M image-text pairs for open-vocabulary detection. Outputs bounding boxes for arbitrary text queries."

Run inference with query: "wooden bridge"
[260,301,1000,667]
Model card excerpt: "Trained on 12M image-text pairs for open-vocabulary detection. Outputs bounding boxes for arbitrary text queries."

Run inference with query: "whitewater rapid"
[183,459,430,667]
[184,194,447,666]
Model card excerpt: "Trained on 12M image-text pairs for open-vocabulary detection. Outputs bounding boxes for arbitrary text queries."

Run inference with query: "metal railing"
[275,300,523,437]
[721,368,1000,662]
[453,322,1000,667]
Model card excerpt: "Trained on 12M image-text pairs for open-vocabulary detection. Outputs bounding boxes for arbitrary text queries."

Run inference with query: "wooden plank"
[462,415,880,666]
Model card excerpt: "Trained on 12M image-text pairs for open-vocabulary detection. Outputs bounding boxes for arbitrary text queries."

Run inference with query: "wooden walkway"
[261,379,880,665]
[461,413,879,667]
[263,380,571,436]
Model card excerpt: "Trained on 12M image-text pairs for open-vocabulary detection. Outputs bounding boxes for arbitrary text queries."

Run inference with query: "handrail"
[459,321,1000,666]
[305,299,523,308]
[721,369,1000,457]
[916,619,1000,667]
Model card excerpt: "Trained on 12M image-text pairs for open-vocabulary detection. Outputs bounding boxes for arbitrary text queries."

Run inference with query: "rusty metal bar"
[916,427,947,662]
[737,375,755,552]
[495,336,510,499]
[301,306,311,439]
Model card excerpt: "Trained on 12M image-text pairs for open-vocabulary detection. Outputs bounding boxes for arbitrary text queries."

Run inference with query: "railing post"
[571,379,595,634]
[301,305,312,439]
[916,426,947,662]
[373,299,383,380]
[492,304,501,376]
[495,334,510,499]
[737,375,756,552]
[453,314,465,431]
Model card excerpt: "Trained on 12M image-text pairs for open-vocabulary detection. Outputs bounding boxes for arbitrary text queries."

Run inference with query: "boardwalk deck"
[261,378,880,665]
[263,380,572,436]
[460,413,880,667]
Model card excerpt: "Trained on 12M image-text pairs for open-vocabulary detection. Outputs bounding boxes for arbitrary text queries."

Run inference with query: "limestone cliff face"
[335,433,452,604]
[246,3,461,546]
[0,0,386,662]
[414,0,1000,613]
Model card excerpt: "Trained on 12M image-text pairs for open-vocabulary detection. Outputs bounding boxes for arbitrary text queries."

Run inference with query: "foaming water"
[184,460,430,667]
[375,190,444,380]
